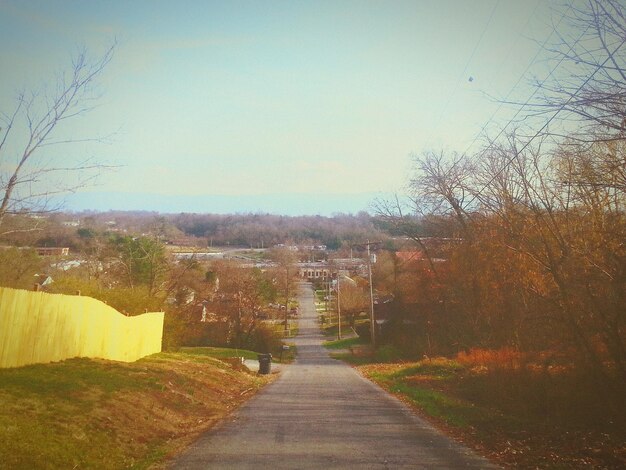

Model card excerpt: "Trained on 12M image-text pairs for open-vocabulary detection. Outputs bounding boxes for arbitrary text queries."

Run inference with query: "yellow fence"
[0,287,164,368]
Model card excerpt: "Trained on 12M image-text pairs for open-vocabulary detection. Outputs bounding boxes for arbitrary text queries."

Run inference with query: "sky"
[0,0,564,215]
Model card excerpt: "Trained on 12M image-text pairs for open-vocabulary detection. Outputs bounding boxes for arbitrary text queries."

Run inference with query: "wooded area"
[367,2,626,439]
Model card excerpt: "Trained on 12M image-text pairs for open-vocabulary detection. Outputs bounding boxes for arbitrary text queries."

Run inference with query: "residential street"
[169,282,498,469]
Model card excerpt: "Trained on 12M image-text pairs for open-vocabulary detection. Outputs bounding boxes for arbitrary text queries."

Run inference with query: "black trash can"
[258,353,272,374]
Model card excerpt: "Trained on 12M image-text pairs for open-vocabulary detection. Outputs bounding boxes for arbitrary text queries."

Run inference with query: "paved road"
[169,282,497,469]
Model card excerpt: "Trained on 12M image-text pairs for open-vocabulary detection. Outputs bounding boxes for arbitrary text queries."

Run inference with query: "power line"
[464,36,626,210]
[412,2,581,220]
[421,1,585,222]
[479,0,542,98]
[413,1,575,212]
[460,0,575,158]
[430,0,502,138]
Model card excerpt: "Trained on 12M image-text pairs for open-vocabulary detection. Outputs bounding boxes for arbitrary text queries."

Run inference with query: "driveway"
[169,282,498,469]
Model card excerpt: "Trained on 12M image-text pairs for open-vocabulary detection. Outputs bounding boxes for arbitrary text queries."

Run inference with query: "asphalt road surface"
[169,282,498,469]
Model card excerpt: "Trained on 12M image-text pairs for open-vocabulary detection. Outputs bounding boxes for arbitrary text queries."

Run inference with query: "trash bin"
[257,353,272,374]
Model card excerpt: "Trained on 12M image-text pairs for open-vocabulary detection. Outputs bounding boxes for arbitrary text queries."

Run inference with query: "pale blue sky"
[0,0,562,214]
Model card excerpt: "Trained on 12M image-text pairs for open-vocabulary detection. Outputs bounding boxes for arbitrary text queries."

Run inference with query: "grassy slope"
[181,345,297,364]
[322,336,364,350]
[351,358,625,469]
[0,350,273,469]
[179,346,260,361]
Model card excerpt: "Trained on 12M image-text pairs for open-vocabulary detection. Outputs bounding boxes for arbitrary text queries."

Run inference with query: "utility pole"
[337,270,342,340]
[351,240,380,348]
[284,265,289,335]
[327,274,331,316]
[367,240,376,347]
[329,259,341,340]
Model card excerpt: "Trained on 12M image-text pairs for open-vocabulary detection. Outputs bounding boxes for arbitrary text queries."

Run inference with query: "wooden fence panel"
[0,287,164,368]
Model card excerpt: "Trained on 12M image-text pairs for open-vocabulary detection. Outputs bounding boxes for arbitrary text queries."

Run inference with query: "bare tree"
[210,260,267,349]
[515,0,625,142]
[410,151,475,240]
[337,281,368,329]
[0,45,115,231]
[372,195,441,276]
[267,247,298,332]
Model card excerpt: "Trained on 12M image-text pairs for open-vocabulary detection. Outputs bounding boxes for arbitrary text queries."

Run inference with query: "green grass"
[379,379,473,427]
[0,415,135,470]
[328,352,374,365]
[0,358,169,469]
[0,358,161,398]
[0,359,165,469]
[323,336,364,350]
[367,365,495,429]
[389,360,464,380]
[179,345,296,364]
[179,346,259,361]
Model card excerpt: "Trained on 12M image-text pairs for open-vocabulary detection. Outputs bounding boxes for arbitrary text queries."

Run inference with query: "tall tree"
[210,261,268,349]
[109,235,168,294]
[267,247,298,331]
[337,281,368,328]
[0,46,115,231]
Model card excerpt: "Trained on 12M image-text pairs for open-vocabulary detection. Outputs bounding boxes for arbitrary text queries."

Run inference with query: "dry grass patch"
[0,351,273,469]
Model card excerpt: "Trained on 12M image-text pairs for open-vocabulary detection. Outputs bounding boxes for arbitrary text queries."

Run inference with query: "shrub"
[375,344,404,362]
[456,347,526,371]
[48,277,163,315]
[244,324,283,354]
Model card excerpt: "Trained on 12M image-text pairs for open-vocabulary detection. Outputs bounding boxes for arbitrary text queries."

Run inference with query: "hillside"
[0,351,273,469]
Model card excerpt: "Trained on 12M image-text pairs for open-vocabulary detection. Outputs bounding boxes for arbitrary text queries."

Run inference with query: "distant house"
[331,258,368,277]
[274,244,299,251]
[302,245,327,251]
[395,250,446,265]
[165,238,197,246]
[52,260,82,271]
[36,247,69,256]
[33,274,54,289]
[199,301,219,323]
[298,262,330,280]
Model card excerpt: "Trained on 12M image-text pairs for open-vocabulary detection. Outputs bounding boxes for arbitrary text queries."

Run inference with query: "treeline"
[375,0,626,386]
[169,212,383,248]
[2,211,389,250]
